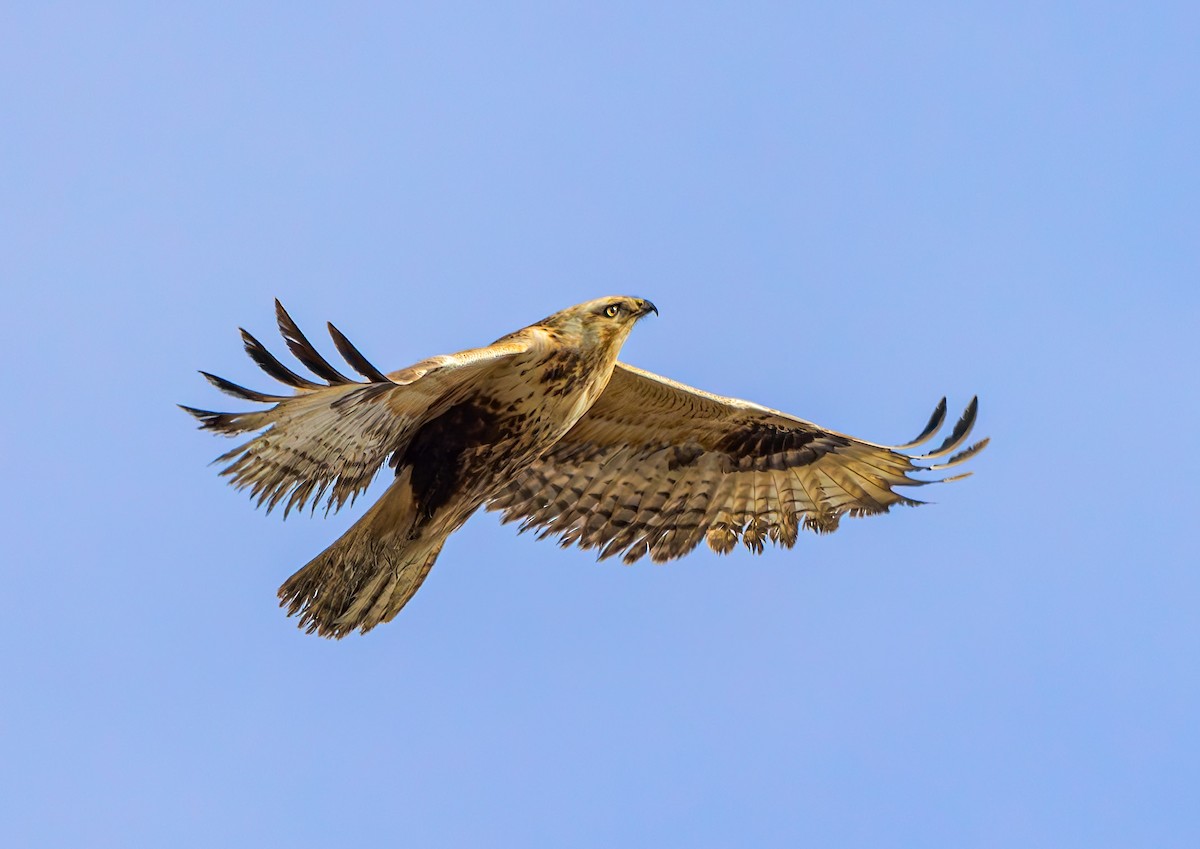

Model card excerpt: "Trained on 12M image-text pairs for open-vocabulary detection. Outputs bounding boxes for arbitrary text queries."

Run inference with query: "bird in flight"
[184,297,987,638]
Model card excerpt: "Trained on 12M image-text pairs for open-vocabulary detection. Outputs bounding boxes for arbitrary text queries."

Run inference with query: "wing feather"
[199,370,287,403]
[239,328,323,390]
[913,396,979,459]
[184,304,531,516]
[327,322,393,383]
[490,362,985,562]
[273,300,354,386]
[894,397,947,449]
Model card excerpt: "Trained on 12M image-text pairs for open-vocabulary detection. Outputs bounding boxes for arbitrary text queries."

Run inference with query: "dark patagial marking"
[404,401,506,519]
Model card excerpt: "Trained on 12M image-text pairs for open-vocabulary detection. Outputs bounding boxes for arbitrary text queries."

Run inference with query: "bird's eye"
[604,304,621,318]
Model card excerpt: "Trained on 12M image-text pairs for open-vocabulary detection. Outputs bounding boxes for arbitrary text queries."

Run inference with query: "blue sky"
[2,3,1197,847]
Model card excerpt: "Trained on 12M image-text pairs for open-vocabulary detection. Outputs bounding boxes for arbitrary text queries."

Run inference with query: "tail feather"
[277,476,447,638]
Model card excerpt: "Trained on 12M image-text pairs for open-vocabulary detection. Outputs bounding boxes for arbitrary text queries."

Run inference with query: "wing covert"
[488,363,987,564]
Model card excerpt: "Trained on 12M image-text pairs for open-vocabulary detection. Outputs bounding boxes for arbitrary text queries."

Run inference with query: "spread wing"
[488,363,987,564]
[182,300,531,517]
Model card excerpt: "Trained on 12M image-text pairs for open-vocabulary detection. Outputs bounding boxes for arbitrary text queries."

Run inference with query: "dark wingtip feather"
[178,404,238,431]
[917,396,978,459]
[931,437,990,470]
[240,327,322,390]
[895,397,947,449]
[179,403,212,421]
[199,371,285,403]
[274,301,352,386]
[327,322,393,384]
[938,471,974,483]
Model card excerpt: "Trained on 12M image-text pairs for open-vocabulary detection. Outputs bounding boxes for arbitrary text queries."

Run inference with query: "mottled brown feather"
[489,364,982,563]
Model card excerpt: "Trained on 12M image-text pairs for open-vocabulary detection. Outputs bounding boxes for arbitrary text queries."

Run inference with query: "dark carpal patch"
[404,401,506,519]
[667,442,706,471]
[713,422,848,470]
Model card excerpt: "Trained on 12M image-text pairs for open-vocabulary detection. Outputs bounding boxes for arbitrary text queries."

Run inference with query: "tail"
[277,475,447,638]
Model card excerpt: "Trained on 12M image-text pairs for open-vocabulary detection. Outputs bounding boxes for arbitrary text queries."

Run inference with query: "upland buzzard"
[184,297,986,637]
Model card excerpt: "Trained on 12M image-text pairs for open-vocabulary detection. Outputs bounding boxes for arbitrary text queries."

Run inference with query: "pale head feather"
[536,295,658,352]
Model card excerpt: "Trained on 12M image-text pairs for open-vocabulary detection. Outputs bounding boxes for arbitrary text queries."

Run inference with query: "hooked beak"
[636,299,659,318]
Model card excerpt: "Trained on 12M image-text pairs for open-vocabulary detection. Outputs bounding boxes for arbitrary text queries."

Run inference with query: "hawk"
[183,297,987,638]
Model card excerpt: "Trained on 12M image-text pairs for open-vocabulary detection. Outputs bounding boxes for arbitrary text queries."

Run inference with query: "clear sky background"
[2,3,1197,847]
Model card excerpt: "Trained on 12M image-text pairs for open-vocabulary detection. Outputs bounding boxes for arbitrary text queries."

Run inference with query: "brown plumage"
[184,297,987,638]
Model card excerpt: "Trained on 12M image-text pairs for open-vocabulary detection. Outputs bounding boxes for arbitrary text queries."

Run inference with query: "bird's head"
[538,296,658,354]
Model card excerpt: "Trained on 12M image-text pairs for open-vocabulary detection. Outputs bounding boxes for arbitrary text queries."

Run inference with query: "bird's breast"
[400,350,610,525]
[499,348,609,432]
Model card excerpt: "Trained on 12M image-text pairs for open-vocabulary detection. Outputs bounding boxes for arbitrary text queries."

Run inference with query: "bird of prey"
[183,297,986,638]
